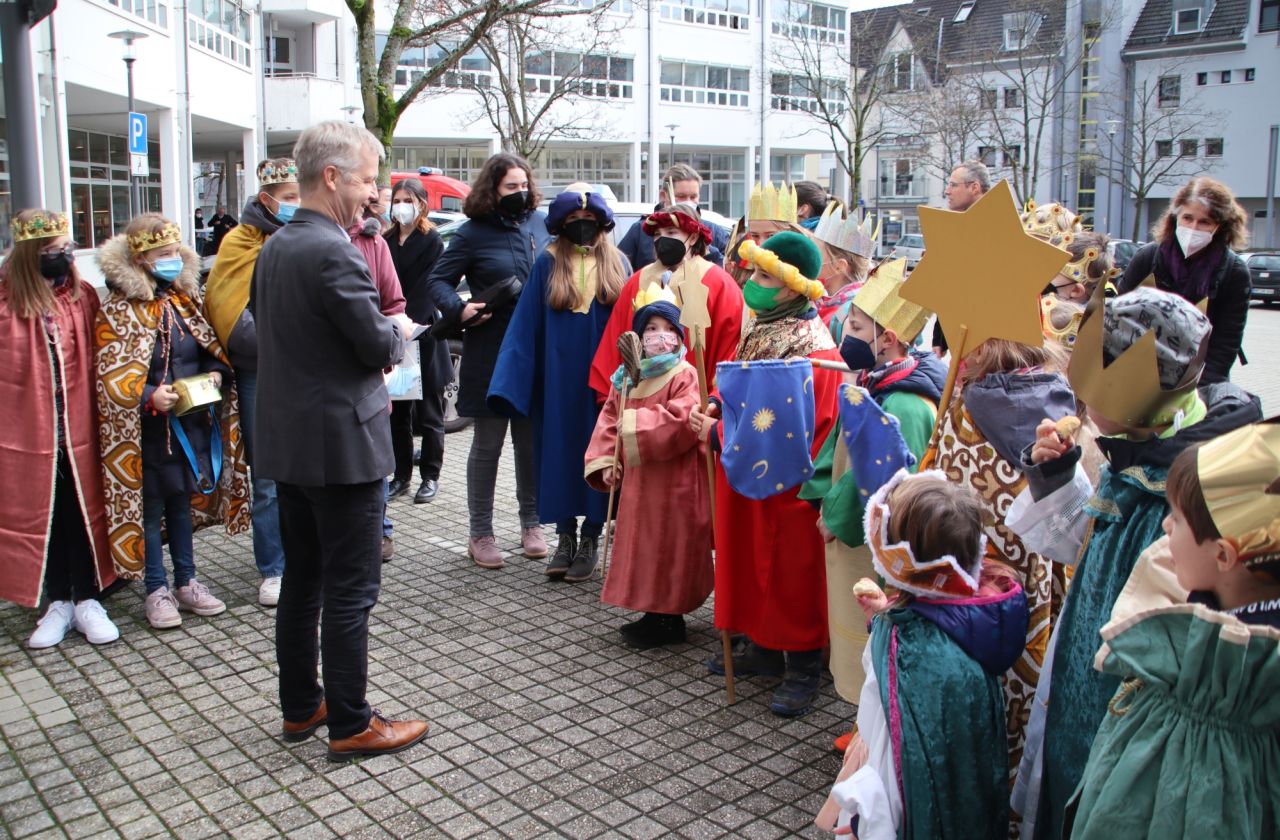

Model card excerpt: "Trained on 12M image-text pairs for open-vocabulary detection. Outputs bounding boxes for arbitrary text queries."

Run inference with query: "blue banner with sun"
[717,359,817,500]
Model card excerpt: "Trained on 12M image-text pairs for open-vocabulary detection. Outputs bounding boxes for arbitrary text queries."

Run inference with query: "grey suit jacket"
[252,207,404,486]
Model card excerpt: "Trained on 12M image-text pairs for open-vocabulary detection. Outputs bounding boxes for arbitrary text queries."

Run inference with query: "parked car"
[1246,252,1280,304]
[888,234,925,268]
[389,167,471,212]
[1107,238,1140,272]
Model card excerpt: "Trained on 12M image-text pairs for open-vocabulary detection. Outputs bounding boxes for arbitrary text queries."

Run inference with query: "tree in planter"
[464,10,627,162]
[1102,69,1224,242]
[345,0,614,180]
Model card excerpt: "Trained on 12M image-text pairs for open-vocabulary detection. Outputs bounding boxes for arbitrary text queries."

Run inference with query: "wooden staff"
[922,323,968,458]
[601,331,643,582]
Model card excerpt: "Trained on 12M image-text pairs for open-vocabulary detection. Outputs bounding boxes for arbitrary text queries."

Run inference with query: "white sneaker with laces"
[258,576,282,607]
[73,599,120,645]
[29,600,75,649]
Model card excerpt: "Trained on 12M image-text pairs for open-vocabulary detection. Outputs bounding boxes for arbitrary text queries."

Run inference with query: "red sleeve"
[704,267,744,390]
[807,347,843,459]
[589,272,640,399]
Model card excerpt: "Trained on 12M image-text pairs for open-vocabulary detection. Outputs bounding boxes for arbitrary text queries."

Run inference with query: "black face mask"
[561,218,600,247]
[40,252,74,283]
[654,236,687,268]
[498,190,529,218]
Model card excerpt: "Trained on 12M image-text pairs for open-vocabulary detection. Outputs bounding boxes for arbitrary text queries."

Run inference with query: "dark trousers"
[45,448,100,602]
[275,480,383,739]
[389,394,444,483]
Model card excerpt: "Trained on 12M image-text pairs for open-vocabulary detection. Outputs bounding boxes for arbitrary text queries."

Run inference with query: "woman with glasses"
[0,210,120,649]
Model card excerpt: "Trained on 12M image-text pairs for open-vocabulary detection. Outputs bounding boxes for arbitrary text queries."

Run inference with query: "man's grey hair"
[955,160,991,193]
[664,163,702,186]
[293,120,385,191]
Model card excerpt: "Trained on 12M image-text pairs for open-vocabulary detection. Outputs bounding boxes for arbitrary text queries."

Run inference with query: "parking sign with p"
[128,112,147,155]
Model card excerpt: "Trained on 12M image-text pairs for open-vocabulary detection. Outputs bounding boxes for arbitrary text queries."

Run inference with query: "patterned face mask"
[642,330,679,357]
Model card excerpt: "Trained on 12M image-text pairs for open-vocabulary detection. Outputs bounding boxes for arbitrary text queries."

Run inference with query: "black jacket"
[1119,241,1251,384]
[385,226,451,387]
[252,208,405,486]
[617,211,729,272]
[424,211,550,417]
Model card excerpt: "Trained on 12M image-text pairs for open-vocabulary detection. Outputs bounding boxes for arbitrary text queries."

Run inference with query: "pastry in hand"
[853,578,882,599]
[1054,415,1081,442]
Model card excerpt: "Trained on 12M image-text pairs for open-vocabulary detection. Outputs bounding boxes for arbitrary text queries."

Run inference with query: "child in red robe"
[584,287,713,648]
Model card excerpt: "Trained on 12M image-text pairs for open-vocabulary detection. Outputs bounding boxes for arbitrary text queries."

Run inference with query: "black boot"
[705,637,785,678]
[545,534,576,578]
[563,535,599,582]
[621,613,686,649]
[770,650,824,717]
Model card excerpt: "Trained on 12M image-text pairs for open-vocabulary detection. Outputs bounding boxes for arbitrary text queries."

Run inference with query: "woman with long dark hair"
[1119,176,1251,383]
[385,177,448,504]
[425,153,551,569]
[1,210,119,648]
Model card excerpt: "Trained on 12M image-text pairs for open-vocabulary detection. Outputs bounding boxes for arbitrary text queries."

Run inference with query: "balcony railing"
[188,13,252,68]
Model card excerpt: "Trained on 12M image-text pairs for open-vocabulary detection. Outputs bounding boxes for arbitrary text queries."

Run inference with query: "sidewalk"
[0,433,845,839]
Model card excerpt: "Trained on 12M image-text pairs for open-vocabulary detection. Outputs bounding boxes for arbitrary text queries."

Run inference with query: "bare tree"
[769,11,901,206]
[464,9,625,161]
[345,0,609,179]
[898,75,993,181]
[1102,69,1224,241]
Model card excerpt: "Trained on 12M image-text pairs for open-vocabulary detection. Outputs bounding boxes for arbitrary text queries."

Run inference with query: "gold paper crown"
[813,202,880,259]
[1067,279,1206,428]
[748,183,798,224]
[852,259,930,341]
[634,282,678,311]
[11,211,70,243]
[257,158,299,187]
[1021,200,1082,246]
[739,238,825,300]
[1198,419,1280,568]
[127,223,183,254]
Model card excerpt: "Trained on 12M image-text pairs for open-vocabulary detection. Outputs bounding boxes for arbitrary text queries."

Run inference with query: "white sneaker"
[73,599,120,645]
[29,601,75,649]
[258,576,282,607]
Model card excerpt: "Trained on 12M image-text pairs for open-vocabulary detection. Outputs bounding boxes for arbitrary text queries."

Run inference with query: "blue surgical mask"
[151,257,183,285]
[275,202,299,223]
[839,334,878,372]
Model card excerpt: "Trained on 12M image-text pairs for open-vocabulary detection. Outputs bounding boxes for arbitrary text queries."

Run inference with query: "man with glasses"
[932,160,991,356]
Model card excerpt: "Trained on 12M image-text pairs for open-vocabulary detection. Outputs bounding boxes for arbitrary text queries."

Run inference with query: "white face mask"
[1175,224,1214,258]
[391,203,418,227]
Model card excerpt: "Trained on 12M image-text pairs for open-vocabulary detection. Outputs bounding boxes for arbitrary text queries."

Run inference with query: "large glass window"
[377,37,492,89]
[878,158,921,199]
[771,0,846,44]
[656,150,747,216]
[67,128,162,248]
[389,145,492,189]
[188,0,252,66]
[770,73,845,113]
[660,0,750,32]
[535,146,631,200]
[524,53,634,99]
[659,61,749,108]
[103,0,169,28]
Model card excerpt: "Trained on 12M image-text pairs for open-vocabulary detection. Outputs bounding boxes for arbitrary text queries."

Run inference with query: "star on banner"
[899,179,1069,352]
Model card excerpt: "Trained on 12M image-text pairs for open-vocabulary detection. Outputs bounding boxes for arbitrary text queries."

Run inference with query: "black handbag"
[428,275,523,341]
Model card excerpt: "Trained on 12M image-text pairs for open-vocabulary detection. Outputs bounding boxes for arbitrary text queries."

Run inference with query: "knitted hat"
[757,231,822,282]
[546,189,614,235]
[739,232,825,300]
[633,300,683,337]
[1101,287,1210,390]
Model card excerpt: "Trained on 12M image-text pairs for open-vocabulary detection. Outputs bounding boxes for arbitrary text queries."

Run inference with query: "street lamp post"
[665,123,679,169]
[1104,118,1120,236]
[109,30,149,217]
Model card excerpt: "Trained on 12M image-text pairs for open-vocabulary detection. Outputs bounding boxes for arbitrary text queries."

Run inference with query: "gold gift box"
[172,375,223,416]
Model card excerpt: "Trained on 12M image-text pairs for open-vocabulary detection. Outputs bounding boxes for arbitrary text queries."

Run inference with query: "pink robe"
[584,361,713,615]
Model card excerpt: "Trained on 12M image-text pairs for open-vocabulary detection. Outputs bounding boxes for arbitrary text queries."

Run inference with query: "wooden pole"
[693,338,735,705]
[599,377,630,583]
[922,323,968,458]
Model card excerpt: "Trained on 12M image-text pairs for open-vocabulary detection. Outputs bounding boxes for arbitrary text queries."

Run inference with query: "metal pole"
[1266,125,1278,249]
[1103,134,1113,236]
[126,56,140,217]
[1,4,44,210]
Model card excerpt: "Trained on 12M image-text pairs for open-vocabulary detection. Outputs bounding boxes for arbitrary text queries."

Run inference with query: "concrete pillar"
[158,109,187,236]
[243,127,260,196]
[630,138,643,205]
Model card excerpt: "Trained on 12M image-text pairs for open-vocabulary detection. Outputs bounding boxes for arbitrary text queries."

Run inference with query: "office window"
[1245,67,1256,81]
[977,146,996,167]
[1205,137,1223,156]
[1196,72,1208,85]
[1263,0,1280,32]
[1003,87,1023,108]
[1180,139,1198,156]
[770,73,845,112]
[1221,70,1232,83]
[661,0,751,31]
[1156,139,1173,157]
[1158,74,1181,107]
[659,61,750,107]
[772,0,848,44]
[524,53,634,99]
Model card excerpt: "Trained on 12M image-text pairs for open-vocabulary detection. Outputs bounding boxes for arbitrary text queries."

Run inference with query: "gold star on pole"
[900,179,1069,353]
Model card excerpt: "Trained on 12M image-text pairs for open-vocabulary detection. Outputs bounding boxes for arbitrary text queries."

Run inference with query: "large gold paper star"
[899,179,1069,355]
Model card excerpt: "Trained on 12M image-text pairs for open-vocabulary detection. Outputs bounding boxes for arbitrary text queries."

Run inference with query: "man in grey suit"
[253,120,427,761]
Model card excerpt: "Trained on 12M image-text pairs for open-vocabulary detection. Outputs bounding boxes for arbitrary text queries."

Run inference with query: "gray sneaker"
[145,587,182,630]
[175,579,226,616]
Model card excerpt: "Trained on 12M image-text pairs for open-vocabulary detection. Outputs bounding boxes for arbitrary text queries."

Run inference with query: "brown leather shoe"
[281,700,327,743]
[327,711,428,762]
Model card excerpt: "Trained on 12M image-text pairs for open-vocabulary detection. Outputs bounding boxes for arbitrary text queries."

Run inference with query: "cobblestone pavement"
[1,432,846,839]
[3,309,1275,840]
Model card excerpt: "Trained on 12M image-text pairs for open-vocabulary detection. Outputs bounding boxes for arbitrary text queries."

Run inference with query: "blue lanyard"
[168,408,222,495]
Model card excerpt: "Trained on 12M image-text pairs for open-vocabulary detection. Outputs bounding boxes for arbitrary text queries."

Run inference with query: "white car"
[888,234,925,268]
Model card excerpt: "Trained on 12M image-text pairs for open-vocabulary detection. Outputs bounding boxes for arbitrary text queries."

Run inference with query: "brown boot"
[327,711,429,762]
[281,700,328,743]
[468,535,504,569]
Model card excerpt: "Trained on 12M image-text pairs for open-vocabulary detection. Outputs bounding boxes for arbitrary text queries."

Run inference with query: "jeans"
[238,368,286,578]
[382,478,393,539]
[45,448,100,602]
[275,480,383,740]
[143,490,195,595]
[466,415,537,538]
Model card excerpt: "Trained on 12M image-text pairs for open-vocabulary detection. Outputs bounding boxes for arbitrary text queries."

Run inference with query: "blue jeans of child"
[383,478,393,539]
[238,368,286,578]
[143,490,196,594]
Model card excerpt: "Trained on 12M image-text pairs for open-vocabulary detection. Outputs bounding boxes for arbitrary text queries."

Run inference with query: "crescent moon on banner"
[753,460,769,479]
[803,375,813,394]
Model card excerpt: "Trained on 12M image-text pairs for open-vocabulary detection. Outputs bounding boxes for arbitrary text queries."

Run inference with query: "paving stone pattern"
[0,428,846,839]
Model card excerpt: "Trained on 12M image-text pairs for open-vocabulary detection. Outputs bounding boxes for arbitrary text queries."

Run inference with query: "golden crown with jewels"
[257,158,299,186]
[1021,199,1082,246]
[127,222,183,254]
[11,211,70,243]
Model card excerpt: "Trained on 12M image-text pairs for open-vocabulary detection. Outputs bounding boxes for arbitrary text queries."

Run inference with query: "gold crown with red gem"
[128,222,183,254]
[11,211,70,243]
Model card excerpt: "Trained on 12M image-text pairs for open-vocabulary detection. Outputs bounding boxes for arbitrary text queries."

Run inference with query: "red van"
[389,167,471,211]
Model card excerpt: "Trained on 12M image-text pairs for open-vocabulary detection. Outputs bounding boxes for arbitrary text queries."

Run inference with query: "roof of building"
[1123,0,1251,51]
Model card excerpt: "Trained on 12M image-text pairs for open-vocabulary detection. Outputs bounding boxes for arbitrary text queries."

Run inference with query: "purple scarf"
[1159,237,1223,301]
